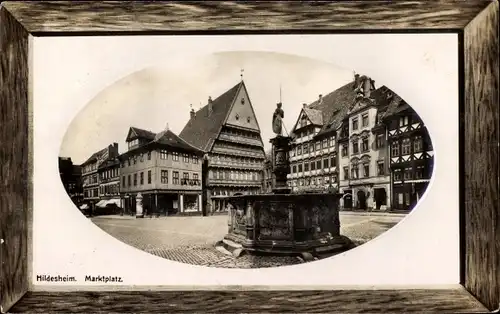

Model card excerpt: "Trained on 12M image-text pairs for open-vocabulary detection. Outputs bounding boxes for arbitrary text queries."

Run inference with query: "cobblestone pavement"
[91,212,405,268]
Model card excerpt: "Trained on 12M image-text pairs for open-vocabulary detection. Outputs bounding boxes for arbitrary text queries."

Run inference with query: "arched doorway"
[357,190,367,210]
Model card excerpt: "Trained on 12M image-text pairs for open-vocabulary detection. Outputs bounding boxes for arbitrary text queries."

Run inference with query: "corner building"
[119,127,204,216]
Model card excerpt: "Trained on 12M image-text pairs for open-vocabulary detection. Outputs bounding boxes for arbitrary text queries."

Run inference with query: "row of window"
[291,155,336,174]
[128,139,140,149]
[287,175,336,187]
[84,188,99,198]
[209,169,261,181]
[83,174,98,185]
[99,168,119,180]
[342,161,385,180]
[99,184,119,196]
[341,134,385,157]
[212,143,263,156]
[391,136,429,157]
[221,129,260,140]
[83,163,98,174]
[122,171,200,187]
[209,154,261,167]
[121,150,199,167]
[291,136,335,156]
[393,166,427,181]
[351,112,370,131]
[340,163,428,182]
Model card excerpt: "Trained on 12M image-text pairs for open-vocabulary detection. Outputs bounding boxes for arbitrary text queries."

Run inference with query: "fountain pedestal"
[219,135,352,260]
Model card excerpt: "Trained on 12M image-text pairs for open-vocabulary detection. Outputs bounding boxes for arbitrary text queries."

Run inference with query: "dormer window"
[128,138,139,150]
[235,114,239,120]
[241,98,245,105]
[247,117,251,123]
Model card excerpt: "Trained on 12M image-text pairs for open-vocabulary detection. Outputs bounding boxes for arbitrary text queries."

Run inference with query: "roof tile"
[179,81,243,151]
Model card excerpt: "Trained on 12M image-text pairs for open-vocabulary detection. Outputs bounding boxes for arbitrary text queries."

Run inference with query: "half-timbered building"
[381,94,434,211]
[80,143,119,214]
[179,80,266,213]
[287,81,357,193]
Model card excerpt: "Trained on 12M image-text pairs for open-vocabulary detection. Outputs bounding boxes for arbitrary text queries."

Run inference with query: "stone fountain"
[218,103,353,261]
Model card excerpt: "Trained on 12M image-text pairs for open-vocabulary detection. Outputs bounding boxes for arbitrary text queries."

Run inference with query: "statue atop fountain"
[217,100,353,262]
[272,102,285,136]
[270,102,291,194]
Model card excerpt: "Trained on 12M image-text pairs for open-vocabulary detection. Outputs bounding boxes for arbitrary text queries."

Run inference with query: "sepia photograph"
[58,39,434,269]
[2,1,498,313]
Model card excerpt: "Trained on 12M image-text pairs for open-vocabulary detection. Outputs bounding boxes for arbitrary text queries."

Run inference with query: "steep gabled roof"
[303,108,323,125]
[307,81,358,137]
[120,127,204,159]
[179,81,243,151]
[381,93,410,119]
[154,129,204,154]
[127,126,156,142]
[81,146,109,166]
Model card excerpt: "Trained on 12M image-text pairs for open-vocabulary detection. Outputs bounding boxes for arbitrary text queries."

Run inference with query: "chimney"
[190,105,195,119]
[363,77,372,98]
[318,94,323,104]
[302,103,307,108]
[208,96,213,115]
[112,143,119,157]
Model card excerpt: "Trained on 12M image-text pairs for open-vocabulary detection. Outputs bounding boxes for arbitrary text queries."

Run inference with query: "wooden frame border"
[0,1,498,312]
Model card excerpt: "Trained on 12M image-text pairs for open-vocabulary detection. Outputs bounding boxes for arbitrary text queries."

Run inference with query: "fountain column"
[269,135,292,194]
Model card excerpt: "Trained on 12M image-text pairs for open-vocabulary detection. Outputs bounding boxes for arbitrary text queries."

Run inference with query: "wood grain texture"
[0,5,30,313]
[1,0,498,312]
[464,1,500,312]
[2,0,492,33]
[9,288,489,313]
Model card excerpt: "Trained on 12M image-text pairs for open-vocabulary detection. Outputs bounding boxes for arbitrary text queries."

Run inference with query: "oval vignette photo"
[58,51,434,269]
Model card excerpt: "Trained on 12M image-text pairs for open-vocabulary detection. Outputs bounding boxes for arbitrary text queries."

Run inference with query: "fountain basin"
[221,193,353,257]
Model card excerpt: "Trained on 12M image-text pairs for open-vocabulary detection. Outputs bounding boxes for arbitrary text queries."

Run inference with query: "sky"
[55,33,457,165]
[60,51,353,164]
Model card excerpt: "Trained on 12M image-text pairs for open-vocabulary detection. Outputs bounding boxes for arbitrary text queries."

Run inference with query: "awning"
[80,204,88,210]
[105,199,121,207]
[96,200,107,208]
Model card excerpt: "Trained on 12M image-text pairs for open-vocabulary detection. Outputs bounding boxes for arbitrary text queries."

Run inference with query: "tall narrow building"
[380,91,434,211]
[180,80,266,213]
[337,76,392,211]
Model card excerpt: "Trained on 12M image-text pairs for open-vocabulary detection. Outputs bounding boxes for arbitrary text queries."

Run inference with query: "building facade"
[338,76,392,210]
[119,127,204,216]
[382,94,434,211]
[80,143,119,213]
[180,80,266,213]
[58,157,83,206]
[287,81,359,194]
[96,157,121,212]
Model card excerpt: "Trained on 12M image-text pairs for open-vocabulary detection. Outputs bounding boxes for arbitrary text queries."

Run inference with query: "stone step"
[215,245,233,256]
[222,238,243,250]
